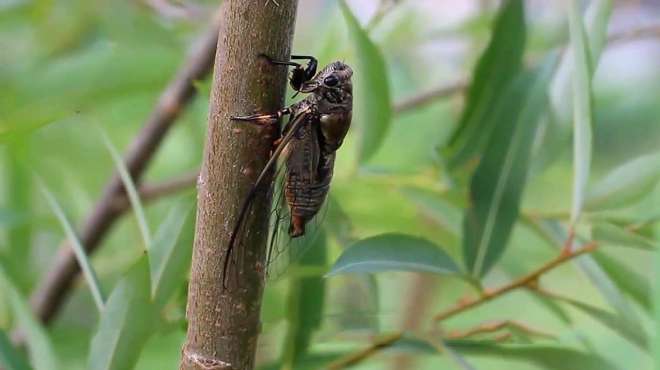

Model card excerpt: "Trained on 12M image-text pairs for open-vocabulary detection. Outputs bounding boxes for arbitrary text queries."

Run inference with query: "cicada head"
[300,61,353,100]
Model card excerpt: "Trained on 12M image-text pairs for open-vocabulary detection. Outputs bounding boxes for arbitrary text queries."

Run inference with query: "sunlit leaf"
[0,329,31,370]
[586,152,660,210]
[444,0,526,167]
[463,56,558,277]
[88,256,156,370]
[339,0,392,164]
[0,267,58,370]
[99,128,151,249]
[592,222,657,251]
[281,229,327,368]
[149,199,194,307]
[37,177,105,311]
[327,233,460,276]
[568,0,594,226]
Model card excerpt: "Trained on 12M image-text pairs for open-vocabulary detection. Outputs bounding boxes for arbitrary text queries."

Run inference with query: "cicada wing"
[223,107,312,286]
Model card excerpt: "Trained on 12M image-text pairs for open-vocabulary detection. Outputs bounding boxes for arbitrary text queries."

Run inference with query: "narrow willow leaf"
[0,267,58,370]
[399,186,461,236]
[98,128,151,249]
[445,0,526,167]
[464,56,558,277]
[535,220,643,328]
[0,329,31,370]
[592,250,651,312]
[148,199,193,307]
[4,139,32,291]
[339,0,392,164]
[550,0,613,123]
[327,233,460,276]
[592,222,657,251]
[568,0,594,226]
[655,240,660,370]
[281,229,327,369]
[37,178,105,311]
[547,292,648,351]
[448,341,617,370]
[88,257,156,370]
[586,152,660,210]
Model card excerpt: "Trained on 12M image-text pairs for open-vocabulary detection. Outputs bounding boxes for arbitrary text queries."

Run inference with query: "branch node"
[182,347,232,370]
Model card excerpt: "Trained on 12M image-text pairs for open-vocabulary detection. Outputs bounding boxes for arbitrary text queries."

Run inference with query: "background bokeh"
[1,0,659,369]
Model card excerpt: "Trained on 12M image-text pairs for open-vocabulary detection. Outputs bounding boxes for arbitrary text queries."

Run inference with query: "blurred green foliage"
[1,0,660,369]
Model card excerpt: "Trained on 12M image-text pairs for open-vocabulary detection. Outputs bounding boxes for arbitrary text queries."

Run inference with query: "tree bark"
[180,1,298,370]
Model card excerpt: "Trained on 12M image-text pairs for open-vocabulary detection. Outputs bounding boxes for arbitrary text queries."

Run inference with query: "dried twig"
[29,8,223,324]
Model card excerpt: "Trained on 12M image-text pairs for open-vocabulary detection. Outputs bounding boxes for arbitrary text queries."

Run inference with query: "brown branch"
[324,332,404,370]
[607,24,660,45]
[326,242,597,369]
[393,80,467,115]
[179,1,299,369]
[433,243,597,322]
[29,8,223,324]
[110,170,199,213]
[445,320,555,341]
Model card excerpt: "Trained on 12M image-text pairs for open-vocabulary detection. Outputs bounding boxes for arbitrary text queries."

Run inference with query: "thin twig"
[433,243,597,322]
[607,24,660,45]
[110,170,198,213]
[393,80,467,114]
[324,332,404,370]
[326,242,597,369]
[29,8,223,324]
[446,320,555,341]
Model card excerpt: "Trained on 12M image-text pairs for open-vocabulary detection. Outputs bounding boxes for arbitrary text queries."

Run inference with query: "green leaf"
[0,329,31,370]
[148,199,194,307]
[399,186,461,236]
[568,0,594,226]
[99,128,151,249]
[463,56,558,277]
[88,256,156,370]
[0,267,58,370]
[339,0,392,164]
[448,341,618,370]
[281,229,328,369]
[547,292,648,351]
[3,139,33,291]
[592,221,657,251]
[535,220,644,329]
[37,177,105,311]
[550,0,613,123]
[444,0,526,167]
[592,250,651,312]
[586,152,660,210]
[327,233,460,276]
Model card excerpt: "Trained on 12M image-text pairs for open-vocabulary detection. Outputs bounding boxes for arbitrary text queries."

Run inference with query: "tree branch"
[179,1,299,369]
[325,242,597,369]
[393,80,467,114]
[432,243,597,322]
[29,9,223,324]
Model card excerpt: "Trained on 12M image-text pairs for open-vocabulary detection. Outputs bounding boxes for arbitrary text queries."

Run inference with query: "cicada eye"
[323,75,339,87]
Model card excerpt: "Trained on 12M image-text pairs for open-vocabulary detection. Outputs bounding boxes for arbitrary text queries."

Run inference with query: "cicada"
[224,54,353,284]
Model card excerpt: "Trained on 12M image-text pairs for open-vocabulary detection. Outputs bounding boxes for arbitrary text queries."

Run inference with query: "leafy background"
[1,0,660,369]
